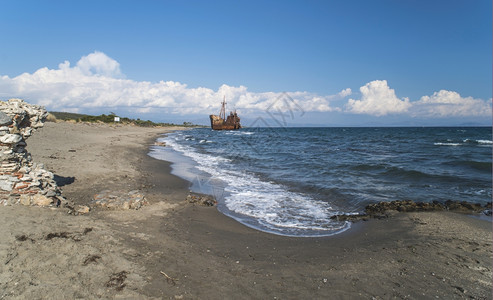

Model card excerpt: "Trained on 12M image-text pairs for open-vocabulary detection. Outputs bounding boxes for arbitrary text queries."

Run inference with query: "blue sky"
[0,0,491,126]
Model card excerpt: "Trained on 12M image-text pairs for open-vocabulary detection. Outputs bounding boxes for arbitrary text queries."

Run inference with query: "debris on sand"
[106,271,128,291]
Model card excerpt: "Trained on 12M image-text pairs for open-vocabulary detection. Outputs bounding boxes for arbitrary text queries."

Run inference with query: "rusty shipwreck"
[209,98,241,130]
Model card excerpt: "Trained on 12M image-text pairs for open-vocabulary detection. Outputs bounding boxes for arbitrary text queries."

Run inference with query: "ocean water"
[149,127,492,237]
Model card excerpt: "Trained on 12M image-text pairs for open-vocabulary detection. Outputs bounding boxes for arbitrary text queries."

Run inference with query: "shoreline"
[1,121,491,299]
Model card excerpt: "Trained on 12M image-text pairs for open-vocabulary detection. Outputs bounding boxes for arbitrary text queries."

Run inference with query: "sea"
[149,127,492,237]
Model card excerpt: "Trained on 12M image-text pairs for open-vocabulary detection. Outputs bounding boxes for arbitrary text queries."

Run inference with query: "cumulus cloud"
[0,51,341,115]
[412,90,491,117]
[344,80,490,119]
[75,51,122,78]
[338,88,352,98]
[1,52,488,122]
[346,80,411,116]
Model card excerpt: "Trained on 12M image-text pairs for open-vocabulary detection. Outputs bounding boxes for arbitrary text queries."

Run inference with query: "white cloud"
[338,88,352,98]
[344,80,491,119]
[75,51,122,77]
[1,52,489,122]
[412,90,491,117]
[346,80,411,116]
[0,51,340,115]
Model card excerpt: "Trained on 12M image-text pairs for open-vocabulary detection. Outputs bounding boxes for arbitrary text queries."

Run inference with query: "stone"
[75,205,90,214]
[187,194,217,206]
[0,111,12,126]
[122,201,130,210]
[9,126,20,134]
[23,128,33,138]
[0,179,14,191]
[19,195,31,206]
[44,190,57,198]
[0,126,9,135]
[0,134,22,145]
[32,194,53,206]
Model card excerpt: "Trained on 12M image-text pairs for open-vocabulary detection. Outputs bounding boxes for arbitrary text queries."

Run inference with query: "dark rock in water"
[330,214,371,222]
[332,200,492,222]
[365,200,445,214]
[443,200,486,213]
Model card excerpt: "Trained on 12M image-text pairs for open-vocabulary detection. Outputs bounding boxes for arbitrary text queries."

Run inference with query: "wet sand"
[0,121,491,299]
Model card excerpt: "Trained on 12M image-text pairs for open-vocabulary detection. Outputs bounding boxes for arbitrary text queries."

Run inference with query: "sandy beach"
[0,121,491,299]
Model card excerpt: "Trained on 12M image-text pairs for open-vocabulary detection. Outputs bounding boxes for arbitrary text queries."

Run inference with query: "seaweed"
[15,234,34,242]
[106,271,128,291]
[45,232,70,240]
[82,255,101,266]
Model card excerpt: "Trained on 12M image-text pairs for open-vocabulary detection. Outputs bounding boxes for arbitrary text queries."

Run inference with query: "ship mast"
[219,96,226,121]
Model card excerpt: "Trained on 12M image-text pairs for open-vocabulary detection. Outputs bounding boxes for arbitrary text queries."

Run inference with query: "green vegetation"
[49,111,203,127]
[48,112,88,121]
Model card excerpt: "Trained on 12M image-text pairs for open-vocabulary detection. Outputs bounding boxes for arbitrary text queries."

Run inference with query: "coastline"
[1,122,491,299]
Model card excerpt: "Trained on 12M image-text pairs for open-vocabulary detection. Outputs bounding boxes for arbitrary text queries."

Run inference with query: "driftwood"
[160,271,178,285]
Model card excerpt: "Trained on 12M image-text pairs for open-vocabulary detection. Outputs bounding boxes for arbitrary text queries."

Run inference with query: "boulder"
[32,194,53,206]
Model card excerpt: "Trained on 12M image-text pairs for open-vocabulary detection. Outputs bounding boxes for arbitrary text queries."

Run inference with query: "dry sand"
[0,121,491,299]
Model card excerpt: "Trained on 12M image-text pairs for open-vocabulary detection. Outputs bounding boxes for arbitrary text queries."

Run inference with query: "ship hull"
[210,114,241,130]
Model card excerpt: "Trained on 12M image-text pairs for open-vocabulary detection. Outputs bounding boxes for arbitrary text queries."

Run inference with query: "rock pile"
[0,99,64,207]
[187,194,217,206]
[92,190,147,210]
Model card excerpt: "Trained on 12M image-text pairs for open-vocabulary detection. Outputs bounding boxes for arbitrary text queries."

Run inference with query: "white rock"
[0,134,22,144]
[0,180,14,191]
[22,128,33,137]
